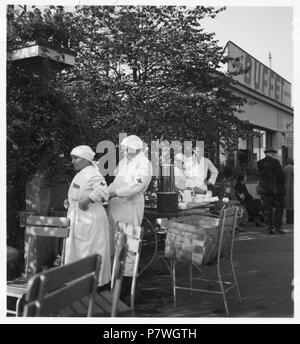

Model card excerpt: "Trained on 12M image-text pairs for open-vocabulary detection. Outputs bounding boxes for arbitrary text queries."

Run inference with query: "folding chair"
[111,231,128,317]
[169,205,242,316]
[7,215,70,316]
[116,221,144,316]
[23,254,101,317]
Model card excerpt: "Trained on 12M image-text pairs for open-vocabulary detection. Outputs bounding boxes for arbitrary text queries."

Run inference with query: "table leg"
[139,217,158,276]
[139,217,171,276]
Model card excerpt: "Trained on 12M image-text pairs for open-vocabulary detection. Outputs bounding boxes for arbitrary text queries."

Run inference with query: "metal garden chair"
[111,231,128,317]
[169,205,242,316]
[116,221,144,316]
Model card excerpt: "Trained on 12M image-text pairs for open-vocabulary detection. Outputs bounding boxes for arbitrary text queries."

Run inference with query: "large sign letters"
[226,41,291,107]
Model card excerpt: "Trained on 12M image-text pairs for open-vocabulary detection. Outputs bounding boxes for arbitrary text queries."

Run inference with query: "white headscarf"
[70,145,95,162]
[120,135,143,150]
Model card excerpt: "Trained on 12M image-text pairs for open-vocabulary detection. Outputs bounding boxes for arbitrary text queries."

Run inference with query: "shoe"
[275,229,285,235]
[97,282,111,293]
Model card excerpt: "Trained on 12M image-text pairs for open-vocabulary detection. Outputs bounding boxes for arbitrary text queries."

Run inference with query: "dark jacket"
[218,177,238,201]
[283,163,294,208]
[234,181,263,217]
[257,156,285,195]
[234,182,252,202]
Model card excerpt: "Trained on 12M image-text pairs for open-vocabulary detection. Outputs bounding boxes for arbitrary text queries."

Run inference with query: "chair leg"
[130,293,135,317]
[129,275,136,317]
[172,260,177,307]
[111,278,122,317]
[16,294,26,317]
[230,255,242,303]
[217,258,229,316]
[161,256,172,275]
[189,263,193,296]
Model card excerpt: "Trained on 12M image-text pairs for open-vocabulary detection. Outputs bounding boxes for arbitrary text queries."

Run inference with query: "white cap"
[70,145,95,162]
[120,135,143,150]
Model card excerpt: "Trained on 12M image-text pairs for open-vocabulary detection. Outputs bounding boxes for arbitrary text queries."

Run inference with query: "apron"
[65,165,111,286]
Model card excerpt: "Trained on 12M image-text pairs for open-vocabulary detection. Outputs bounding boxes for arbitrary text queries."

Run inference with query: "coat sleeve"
[88,173,109,202]
[275,160,285,185]
[116,159,152,198]
[207,159,218,185]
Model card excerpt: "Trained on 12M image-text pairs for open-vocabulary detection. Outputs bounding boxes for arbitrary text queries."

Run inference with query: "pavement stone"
[134,223,294,318]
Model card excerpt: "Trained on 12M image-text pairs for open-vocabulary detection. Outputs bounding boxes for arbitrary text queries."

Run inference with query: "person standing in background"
[64,145,111,288]
[107,135,152,255]
[283,158,294,224]
[257,147,285,234]
[174,148,218,194]
[107,135,152,302]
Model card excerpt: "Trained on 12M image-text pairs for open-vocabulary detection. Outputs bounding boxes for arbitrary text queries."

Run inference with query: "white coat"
[65,164,111,286]
[108,152,152,256]
[175,154,218,190]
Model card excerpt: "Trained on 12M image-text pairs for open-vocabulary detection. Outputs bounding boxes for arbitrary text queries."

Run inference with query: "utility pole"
[268,52,272,69]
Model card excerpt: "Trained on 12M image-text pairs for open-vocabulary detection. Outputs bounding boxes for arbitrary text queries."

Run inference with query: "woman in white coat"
[64,145,111,287]
[107,135,152,257]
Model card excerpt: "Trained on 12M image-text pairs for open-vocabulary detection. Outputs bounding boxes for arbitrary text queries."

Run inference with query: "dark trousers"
[286,209,294,224]
[242,199,263,219]
[261,193,284,230]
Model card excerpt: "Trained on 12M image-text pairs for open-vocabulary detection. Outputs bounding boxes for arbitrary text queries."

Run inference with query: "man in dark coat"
[257,147,286,234]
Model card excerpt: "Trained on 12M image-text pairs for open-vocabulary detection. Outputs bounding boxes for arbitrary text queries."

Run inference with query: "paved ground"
[133,222,294,318]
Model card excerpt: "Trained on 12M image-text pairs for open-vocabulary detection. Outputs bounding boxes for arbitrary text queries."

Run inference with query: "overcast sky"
[201,6,293,83]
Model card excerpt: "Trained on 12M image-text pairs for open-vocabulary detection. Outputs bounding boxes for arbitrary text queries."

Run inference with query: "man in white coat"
[175,148,218,193]
[108,135,152,257]
[64,145,111,287]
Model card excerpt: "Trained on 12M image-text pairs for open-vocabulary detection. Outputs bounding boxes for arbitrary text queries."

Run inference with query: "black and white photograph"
[3,1,297,324]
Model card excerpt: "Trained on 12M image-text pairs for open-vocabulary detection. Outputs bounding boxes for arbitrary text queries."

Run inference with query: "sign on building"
[225,41,291,108]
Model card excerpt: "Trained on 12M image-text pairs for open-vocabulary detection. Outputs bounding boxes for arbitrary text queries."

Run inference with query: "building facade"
[224,41,293,167]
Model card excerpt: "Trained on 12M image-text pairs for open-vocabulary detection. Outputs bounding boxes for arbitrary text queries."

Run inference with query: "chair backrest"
[25,216,70,276]
[114,222,144,315]
[111,232,128,317]
[117,222,144,277]
[217,205,239,260]
[23,254,101,317]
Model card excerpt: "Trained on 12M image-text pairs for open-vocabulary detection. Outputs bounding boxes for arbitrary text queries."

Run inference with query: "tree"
[6,5,83,275]
[7,5,252,275]
[64,5,251,160]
